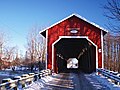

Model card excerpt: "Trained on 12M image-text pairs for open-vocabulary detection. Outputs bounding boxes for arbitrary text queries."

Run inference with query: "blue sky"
[0,0,108,55]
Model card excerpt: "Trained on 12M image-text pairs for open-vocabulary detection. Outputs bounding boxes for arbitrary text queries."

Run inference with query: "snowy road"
[24,72,120,90]
[24,73,120,90]
[40,73,109,90]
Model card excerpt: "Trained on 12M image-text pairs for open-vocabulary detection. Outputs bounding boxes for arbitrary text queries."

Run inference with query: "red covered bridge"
[40,13,107,73]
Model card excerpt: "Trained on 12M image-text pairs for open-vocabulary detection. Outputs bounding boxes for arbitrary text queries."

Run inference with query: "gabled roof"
[39,13,108,37]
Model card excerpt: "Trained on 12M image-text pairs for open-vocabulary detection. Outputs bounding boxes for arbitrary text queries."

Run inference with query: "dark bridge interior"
[55,38,96,73]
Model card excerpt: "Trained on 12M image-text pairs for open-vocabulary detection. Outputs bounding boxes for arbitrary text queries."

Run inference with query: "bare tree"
[104,0,120,33]
[0,32,9,69]
[104,33,120,72]
[0,32,7,59]
[25,27,46,71]
[103,0,120,72]
[0,30,25,70]
[3,47,16,60]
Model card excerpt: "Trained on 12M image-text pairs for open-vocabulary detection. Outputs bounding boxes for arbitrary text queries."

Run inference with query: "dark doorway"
[54,38,96,73]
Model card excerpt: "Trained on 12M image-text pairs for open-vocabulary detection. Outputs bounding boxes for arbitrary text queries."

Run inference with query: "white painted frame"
[52,36,98,70]
[101,30,104,69]
[45,30,48,69]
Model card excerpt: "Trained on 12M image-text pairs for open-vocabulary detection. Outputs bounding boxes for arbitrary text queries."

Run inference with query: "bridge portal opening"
[67,58,78,69]
[54,38,96,73]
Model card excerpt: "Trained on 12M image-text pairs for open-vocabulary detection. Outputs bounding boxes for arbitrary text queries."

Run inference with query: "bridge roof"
[40,13,108,37]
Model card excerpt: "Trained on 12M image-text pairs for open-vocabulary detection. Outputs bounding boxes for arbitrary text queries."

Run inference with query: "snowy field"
[0,67,39,83]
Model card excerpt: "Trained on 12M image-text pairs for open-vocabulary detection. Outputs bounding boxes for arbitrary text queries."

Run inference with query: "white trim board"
[101,30,104,69]
[45,30,48,69]
[52,36,98,70]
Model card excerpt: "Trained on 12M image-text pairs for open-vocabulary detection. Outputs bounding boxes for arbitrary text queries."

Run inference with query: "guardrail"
[0,69,52,90]
[97,68,120,85]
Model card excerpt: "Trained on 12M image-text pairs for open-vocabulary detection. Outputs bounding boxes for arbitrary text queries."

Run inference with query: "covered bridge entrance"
[54,37,96,73]
[40,13,107,73]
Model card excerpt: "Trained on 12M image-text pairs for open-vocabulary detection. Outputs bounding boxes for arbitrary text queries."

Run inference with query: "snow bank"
[24,76,53,90]
[95,74,120,90]
[85,73,120,90]
[0,71,20,77]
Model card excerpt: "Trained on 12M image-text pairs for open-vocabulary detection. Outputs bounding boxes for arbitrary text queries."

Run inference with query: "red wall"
[47,16,102,71]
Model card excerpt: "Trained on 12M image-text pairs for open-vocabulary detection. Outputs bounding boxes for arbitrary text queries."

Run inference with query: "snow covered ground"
[1,70,120,90]
[85,73,120,90]
[0,67,39,84]
[24,73,120,90]
[24,75,54,90]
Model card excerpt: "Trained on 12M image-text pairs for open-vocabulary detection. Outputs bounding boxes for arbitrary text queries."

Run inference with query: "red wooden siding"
[47,15,103,70]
